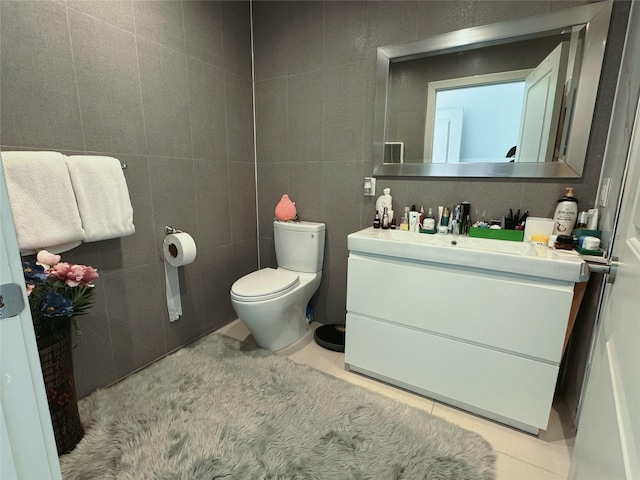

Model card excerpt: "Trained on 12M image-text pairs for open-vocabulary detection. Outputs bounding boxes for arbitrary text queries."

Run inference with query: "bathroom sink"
[382,229,532,254]
[347,227,589,283]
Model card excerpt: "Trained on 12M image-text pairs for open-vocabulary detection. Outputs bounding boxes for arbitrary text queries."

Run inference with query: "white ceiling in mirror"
[373,1,613,179]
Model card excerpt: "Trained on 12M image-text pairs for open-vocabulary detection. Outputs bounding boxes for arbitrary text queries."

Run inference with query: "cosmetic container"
[422,208,436,230]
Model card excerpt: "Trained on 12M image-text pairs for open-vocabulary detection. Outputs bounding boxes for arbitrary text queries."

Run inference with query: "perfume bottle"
[373,210,381,229]
[400,207,410,231]
[382,207,390,229]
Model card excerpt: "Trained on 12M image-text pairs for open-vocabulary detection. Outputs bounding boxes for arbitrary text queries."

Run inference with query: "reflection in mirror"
[426,70,530,164]
[384,142,405,164]
[373,1,613,178]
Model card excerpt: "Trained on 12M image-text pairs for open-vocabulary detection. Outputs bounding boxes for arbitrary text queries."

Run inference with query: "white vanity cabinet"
[345,228,588,434]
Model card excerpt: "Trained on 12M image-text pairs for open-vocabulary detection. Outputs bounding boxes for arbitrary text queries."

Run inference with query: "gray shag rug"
[60,334,496,479]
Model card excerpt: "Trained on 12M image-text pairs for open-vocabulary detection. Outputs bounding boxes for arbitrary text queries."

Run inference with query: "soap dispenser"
[552,187,579,235]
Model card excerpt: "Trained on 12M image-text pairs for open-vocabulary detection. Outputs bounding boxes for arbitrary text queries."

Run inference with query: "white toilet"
[230,220,326,350]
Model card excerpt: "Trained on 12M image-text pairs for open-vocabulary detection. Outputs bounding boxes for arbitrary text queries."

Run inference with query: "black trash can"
[314,324,346,352]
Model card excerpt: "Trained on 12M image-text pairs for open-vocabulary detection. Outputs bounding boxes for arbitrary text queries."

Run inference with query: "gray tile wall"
[0,0,254,398]
[251,1,629,328]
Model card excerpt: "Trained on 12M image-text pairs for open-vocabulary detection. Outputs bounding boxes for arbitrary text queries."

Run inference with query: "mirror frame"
[373,1,613,178]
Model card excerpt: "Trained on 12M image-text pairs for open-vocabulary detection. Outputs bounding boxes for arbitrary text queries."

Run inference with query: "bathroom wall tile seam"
[320,1,326,171]
[224,67,256,164]
[178,3,198,240]
[359,2,373,226]
[93,270,121,385]
[64,5,226,75]
[130,6,151,162]
[64,5,87,154]
[221,68,235,246]
[65,5,135,37]
[182,2,196,164]
[0,149,214,165]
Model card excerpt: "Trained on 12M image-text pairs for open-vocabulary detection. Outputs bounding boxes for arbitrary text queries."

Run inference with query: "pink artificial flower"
[48,262,71,282]
[69,264,99,287]
[49,262,99,287]
[26,284,35,296]
[36,250,61,268]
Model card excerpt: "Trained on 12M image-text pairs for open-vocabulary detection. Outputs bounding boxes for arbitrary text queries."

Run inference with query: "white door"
[431,108,463,163]
[569,101,640,479]
[515,42,569,163]
[0,158,62,479]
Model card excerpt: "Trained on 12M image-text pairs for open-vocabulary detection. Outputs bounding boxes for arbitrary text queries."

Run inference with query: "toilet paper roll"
[163,232,197,267]
[163,232,197,322]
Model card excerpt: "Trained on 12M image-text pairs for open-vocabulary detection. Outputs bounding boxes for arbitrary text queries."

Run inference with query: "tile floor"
[216,320,576,480]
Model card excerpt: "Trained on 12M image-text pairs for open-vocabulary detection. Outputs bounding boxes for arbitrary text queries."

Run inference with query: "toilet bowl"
[230,221,325,350]
[230,269,321,350]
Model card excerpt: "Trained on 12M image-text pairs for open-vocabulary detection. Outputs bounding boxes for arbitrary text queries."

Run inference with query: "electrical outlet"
[599,177,611,207]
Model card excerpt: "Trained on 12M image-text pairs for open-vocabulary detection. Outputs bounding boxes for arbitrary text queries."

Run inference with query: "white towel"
[65,155,135,242]
[2,151,85,254]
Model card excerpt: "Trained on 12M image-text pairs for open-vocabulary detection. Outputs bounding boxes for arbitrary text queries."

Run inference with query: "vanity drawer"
[345,313,558,431]
[347,254,573,363]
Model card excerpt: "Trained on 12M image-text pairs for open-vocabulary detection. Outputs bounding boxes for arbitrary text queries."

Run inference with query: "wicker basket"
[37,323,84,455]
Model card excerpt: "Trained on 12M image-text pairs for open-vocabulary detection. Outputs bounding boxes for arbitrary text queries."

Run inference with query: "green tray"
[468,227,524,242]
[573,229,601,239]
[575,245,604,257]
[419,226,437,234]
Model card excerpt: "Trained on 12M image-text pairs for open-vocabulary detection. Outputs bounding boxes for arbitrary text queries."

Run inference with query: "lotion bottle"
[552,187,579,235]
[409,205,419,232]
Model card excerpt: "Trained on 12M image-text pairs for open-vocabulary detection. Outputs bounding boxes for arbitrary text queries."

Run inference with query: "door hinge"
[0,283,25,319]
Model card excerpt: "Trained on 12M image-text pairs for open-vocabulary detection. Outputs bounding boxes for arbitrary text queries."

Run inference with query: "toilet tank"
[274,221,325,273]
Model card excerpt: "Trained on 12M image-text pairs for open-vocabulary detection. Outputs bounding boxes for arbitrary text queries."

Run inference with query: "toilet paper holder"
[164,225,183,235]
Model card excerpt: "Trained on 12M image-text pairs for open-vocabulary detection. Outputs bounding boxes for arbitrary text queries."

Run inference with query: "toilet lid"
[231,268,300,300]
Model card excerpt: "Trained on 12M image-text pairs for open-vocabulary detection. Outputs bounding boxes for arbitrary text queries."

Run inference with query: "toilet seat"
[230,268,300,302]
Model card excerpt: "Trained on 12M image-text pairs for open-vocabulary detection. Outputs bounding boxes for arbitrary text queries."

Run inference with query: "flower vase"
[37,320,84,455]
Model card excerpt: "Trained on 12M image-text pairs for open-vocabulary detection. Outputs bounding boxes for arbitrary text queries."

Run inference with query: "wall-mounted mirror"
[373,1,613,178]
